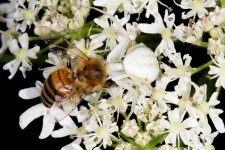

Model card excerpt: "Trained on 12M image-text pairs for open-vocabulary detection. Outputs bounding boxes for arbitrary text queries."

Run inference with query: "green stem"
[191,60,214,74]
[216,86,221,93]
[194,40,208,48]
[91,27,103,33]
[137,119,143,131]
[119,132,142,148]
[29,36,42,41]
[143,133,168,150]
[110,135,120,143]
[122,112,127,119]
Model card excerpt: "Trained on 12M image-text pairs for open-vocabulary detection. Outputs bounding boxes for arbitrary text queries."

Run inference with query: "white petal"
[164,10,175,29]
[3,59,21,79]
[197,8,208,18]
[93,0,107,7]
[28,46,40,59]
[208,92,220,106]
[158,101,168,113]
[182,117,198,128]
[19,33,29,49]
[168,109,180,123]
[51,128,73,138]
[42,66,56,79]
[160,119,171,129]
[94,16,109,29]
[0,3,15,14]
[164,92,179,104]
[8,39,20,53]
[165,132,176,146]
[107,38,129,61]
[138,23,164,34]
[61,139,83,150]
[39,115,55,139]
[59,116,76,128]
[209,110,225,133]
[182,10,196,19]
[19,103,46,129]
[19,87,40,99]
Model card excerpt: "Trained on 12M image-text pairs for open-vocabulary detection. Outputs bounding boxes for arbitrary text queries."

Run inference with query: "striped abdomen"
[40,68,74,108]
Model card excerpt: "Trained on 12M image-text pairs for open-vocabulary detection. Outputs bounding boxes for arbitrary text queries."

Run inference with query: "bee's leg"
[105,79,116,88]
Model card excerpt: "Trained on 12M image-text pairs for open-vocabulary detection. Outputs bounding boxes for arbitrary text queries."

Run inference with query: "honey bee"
[36,26,109,122]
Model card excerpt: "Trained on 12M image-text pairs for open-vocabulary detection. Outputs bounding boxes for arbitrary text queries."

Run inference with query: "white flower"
[135,132,151,146]
[121,119,139,137]
[193,88,225,133]
[134,98,160,123]
[70,107,90,124]
[115,142,132,150]
[83,114,119,149]
[161,53,192,80]
[209,53,225,89]
[160,108,199,147]
[138,10,176,57]
[152,76,176,108]
[208,38,225,56]
[3,33,40,79]
[90,15,130,50]
[70,0,90,17]
[209,6,225,26]
[93,0,137,15]
[176,0,216,19]
[14,0,42,32]
[103,86,129,115]
[174,22,203,44]
[72,39,98,56]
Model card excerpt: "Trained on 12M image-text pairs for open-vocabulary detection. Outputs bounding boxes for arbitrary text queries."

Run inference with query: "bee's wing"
[47,85,91,123]
[47,97,84,123]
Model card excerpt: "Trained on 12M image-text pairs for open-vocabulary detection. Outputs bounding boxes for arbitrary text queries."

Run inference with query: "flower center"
[23,9,35,21]
[161,28,172,40]
[111,95,122,109]
[198,102,210,114]
[97,126,108,138]
[15,48,27,60]
[106,27,119,39]
[172,122,184,134]
[152,87,165,101]
[193,0,203,10]
[179,96,191,108]
[172,66,187,78]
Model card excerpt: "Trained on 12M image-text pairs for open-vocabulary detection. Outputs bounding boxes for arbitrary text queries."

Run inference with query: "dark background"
[0,0,225,150]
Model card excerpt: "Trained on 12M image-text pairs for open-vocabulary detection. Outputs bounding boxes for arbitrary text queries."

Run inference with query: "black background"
[0,0,225,150]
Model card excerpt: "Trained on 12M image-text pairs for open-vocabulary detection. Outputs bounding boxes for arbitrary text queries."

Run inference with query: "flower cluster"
[1,0,225,150]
